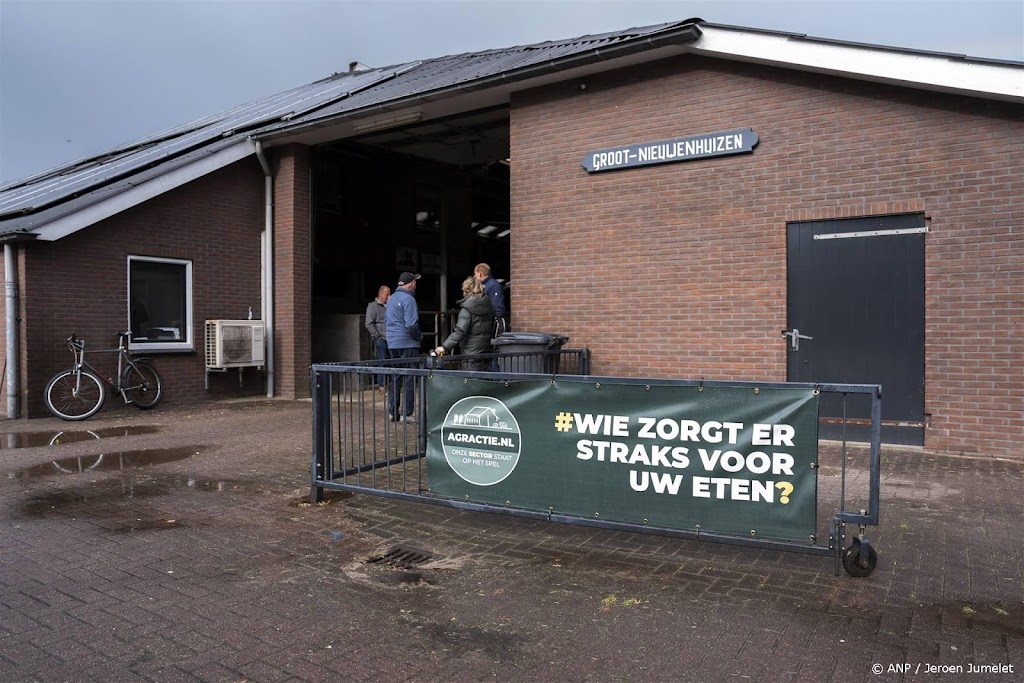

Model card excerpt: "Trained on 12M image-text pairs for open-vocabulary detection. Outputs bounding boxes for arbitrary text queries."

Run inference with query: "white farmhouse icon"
[463,406,499,427]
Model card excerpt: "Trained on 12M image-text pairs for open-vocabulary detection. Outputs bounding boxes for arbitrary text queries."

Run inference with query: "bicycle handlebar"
[65,332,132,350]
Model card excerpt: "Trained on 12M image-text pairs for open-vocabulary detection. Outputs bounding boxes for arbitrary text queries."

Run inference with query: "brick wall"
[510,57,1023,455]
[21,159,266,418]
[272,144,312,399]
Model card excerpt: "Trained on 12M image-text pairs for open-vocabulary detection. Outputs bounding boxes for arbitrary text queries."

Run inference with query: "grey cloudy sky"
[1,0,1021,184]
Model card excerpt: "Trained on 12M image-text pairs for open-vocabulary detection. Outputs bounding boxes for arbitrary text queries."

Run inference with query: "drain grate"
[367,545,434,568]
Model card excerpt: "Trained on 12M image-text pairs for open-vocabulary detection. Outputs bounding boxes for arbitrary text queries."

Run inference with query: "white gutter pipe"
[254,141,275,398]
[5,243,18,418]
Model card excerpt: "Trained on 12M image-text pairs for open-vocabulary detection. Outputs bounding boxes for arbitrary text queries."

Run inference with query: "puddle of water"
[15,474,255,515]
[0,425,161,449]
[7,445,205,479]
[133,474,264,494]
[16,483,167,515]
[109,518,189,533]
[220,400,295,412]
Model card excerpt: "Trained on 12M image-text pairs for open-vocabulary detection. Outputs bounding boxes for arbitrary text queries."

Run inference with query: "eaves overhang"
[689,23,1024,103]
[0,139,255,240]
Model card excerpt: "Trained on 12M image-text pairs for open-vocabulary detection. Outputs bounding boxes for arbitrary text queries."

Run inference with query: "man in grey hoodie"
[385,272,422,421]
[364,285,390,390]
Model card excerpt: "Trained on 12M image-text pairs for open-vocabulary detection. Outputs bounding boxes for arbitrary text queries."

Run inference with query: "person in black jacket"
[435,277,495,371]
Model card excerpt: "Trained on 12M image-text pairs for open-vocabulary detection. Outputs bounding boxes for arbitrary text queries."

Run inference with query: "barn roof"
[1,18,1020,239]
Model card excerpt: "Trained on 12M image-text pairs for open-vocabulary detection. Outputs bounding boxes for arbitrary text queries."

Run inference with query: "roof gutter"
[256,22,703,140]
[688,24,1024,103]
[0,231,37,243]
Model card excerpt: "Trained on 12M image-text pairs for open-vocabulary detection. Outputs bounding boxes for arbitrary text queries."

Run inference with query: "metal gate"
[311,348,883,577]
[787,213,925,445]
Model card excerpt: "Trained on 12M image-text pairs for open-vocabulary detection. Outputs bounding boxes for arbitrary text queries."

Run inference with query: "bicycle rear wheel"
[44,369,106,420]
[122,361,162,409]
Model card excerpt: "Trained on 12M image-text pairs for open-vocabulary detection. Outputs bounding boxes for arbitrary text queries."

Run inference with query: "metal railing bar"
[836,390,882,526]
[312,348,587,370]
[840,393,848,514]
[358,375,368,486]
[314,363,881,395]
[310,367,332,501]
[868,389,882,521]
[360,376,369,487]
[417,374,426,490]
[819,416,924,428]
[385,380,393,491]
[335,451,425,478]
[369,377,377,489]
[346,373,356,484]
[335,373,341,477]
[402,379,410,493]
[312,480,833,556]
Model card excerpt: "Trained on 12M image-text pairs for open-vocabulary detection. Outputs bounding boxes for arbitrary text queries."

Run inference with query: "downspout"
[255,141,275,398]
[5,243,18,418]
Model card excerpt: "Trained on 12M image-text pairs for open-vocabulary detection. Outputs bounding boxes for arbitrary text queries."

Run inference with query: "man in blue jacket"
[386,272,422,421]
[474,263,507,333]
[475,263,507,369]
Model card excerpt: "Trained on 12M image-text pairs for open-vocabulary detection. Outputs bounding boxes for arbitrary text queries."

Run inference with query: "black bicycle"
[44,332,163,420]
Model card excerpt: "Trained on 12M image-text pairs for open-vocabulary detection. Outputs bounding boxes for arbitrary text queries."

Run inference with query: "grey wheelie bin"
[492,332,569,373]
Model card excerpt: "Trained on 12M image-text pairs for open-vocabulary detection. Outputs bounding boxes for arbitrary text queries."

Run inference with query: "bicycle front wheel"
[122,361,162,409]
[45,369,106,420]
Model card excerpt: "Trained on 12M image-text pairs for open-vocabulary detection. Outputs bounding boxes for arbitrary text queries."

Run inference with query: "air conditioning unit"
[205,320,265,369]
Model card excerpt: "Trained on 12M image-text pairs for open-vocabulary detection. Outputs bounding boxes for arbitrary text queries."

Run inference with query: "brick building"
[1,20,1020,455]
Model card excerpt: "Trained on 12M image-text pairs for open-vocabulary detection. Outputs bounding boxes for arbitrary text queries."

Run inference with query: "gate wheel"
[842,539,878,577]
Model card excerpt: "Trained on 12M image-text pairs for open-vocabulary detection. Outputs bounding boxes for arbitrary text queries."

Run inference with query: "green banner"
[426,377,819,542]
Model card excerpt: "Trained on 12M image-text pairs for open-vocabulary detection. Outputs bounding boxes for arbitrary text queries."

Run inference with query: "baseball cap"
[398,272,421,286]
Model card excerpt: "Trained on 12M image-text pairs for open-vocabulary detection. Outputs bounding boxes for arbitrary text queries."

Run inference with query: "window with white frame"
[128,256,193,351]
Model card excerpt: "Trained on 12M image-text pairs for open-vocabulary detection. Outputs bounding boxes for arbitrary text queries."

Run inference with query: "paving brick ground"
[0,398,1021,682]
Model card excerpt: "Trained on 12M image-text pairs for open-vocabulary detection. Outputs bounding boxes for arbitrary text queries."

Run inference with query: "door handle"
[782,328,813,351]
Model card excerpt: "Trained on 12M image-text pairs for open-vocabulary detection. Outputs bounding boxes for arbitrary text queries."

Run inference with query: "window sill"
[129,345,196,355]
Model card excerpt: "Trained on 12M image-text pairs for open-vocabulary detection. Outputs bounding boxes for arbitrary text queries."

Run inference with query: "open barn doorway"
[309,106,511,363]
